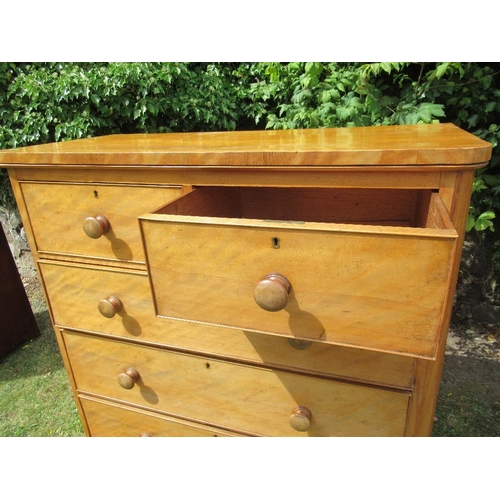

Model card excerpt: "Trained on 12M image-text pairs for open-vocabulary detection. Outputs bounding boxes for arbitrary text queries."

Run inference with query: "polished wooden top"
[0,124,491,168]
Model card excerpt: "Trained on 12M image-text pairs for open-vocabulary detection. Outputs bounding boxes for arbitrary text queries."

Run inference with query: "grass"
[433,388,500,437]
[432,347,500,437]
[0,283,84,437]
[1,278,498,437]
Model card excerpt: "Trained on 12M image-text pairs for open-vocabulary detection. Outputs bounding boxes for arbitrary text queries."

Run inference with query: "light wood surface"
[3,124,490,436]
[0,124,491,166]
[39,260,414,389]
[65,331,410,437]
[141,189,457,359]
[21,182,181,264]
[80,396,243,436]
[406,170,477,435]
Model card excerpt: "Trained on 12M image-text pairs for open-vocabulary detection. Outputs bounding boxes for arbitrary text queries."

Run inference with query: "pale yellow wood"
[65,331,410,437]
[13,166,444,190]
[3,125,490,437]
[140,190,457,359]
[80,396,243,436]
[0,124,491,166]
[406,170,476,435]
[21,182,181,264]
[39,260,414,389]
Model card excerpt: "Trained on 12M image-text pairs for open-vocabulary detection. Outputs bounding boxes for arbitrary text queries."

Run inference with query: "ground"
[434,230,500,436]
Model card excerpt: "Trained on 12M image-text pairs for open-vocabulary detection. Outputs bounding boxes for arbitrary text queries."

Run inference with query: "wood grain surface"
[0,124,491,167]
[66,331,410,437]
[40,260,415,389]
[21,182,181,264]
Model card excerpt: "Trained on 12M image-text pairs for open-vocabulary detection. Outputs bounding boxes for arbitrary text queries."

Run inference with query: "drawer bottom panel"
[80,396,244,437]
[65,331,410,437]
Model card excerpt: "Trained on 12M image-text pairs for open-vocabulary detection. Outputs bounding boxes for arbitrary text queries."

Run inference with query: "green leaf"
[478,211,495,221]
[380,62,393,74]
[435,62,449,79]
[466,213,475,232]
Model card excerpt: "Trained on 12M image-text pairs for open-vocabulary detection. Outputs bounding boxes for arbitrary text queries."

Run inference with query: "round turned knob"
[253,273,291,312]
[98,295,123,318]
[83,215,111,239]
[289,406,312,432]
[118,367,140,389]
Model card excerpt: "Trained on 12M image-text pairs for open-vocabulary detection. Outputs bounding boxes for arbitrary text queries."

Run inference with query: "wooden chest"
[0,124,491,436]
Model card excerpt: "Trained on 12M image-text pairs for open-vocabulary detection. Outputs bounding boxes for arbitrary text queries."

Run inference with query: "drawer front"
[65,331,410,437]
[41,261,414,389]
[21,182,182,263]
[141,216,456,360]
[80,396,242,436]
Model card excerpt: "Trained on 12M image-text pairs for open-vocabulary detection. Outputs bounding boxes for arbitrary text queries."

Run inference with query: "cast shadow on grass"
[0,308,65,383]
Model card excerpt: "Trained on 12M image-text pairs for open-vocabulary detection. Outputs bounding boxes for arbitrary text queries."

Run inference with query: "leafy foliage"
[0,62,248,206]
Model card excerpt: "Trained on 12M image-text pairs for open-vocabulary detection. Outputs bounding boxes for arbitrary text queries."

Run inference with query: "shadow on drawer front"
[139,187,457,360]
[40,261,414,389]
[21,182,182,263]
[65,331,409,437]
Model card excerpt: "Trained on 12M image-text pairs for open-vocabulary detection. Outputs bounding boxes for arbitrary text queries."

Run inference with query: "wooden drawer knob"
[118,367,140,389]
[83,215,110,239]
[254,273,291,312]
[289,406,312,432]
[98,295,123,318]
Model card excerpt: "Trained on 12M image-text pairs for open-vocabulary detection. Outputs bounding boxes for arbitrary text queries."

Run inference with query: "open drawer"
[139,187,458,359]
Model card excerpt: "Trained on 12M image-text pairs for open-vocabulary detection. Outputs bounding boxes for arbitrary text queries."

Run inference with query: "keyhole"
[94,190,99,199]
[272,237,280,249]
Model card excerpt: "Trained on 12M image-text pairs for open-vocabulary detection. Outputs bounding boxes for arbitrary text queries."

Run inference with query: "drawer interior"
[154,186,452,230]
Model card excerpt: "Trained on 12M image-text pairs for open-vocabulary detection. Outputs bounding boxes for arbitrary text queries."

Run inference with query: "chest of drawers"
[1,124,491,436]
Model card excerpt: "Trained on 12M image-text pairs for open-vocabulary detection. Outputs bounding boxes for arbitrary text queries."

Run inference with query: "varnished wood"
[20,182,181,265]
[254,273,291,312]
[405,170,476,435]
[97,295,123,318]
[80,396,245,436]
[13,166,445,190]
[289,406,312,432]
[39,260,415,389]
[0,124,491,167]
[117,367,140,389]
[2,124,490,436]
[64,330,410,437]
[83,215,111,239]
[140,189,457,359]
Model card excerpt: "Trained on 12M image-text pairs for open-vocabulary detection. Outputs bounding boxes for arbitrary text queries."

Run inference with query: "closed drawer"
[21,181,182,263]
[80,396,243,436]
[139,186,457,359]
[64,331,410,437]
[40,261,414,389]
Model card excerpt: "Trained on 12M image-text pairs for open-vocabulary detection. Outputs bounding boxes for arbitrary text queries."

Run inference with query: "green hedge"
[1,62,499,238]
